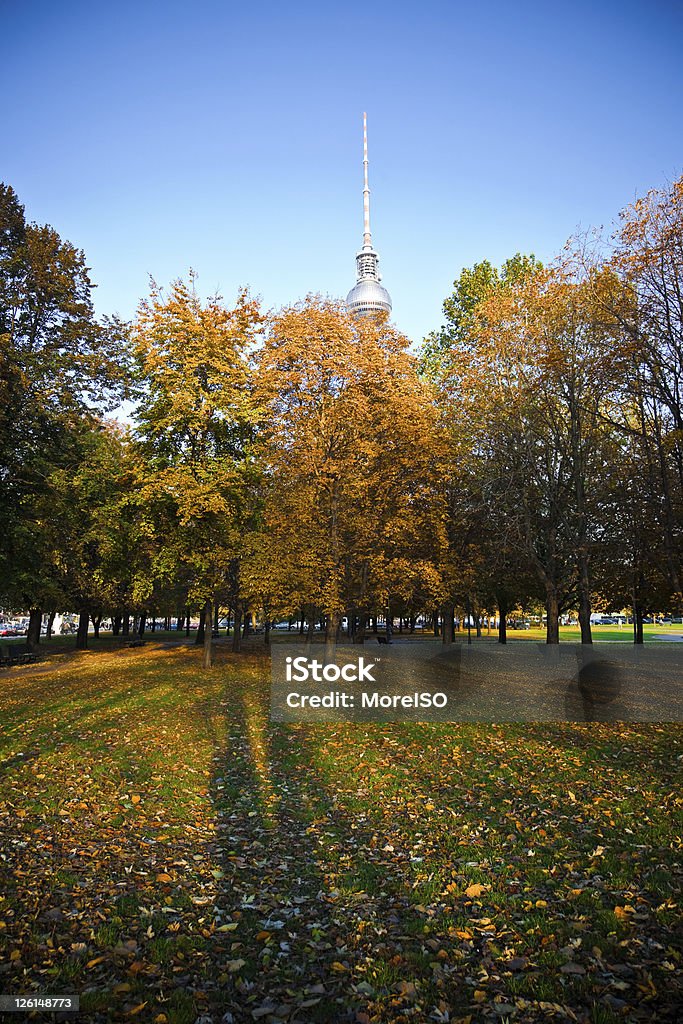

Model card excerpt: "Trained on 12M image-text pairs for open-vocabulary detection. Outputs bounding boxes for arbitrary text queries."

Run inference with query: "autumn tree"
[132,274,262,668]
[252,297,446,648]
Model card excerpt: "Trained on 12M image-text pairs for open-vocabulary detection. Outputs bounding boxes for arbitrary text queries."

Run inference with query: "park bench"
[126,638,147,648]
[0,646,38,668]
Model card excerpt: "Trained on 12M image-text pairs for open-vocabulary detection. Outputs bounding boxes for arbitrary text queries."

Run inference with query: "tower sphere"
[346,274,392,316]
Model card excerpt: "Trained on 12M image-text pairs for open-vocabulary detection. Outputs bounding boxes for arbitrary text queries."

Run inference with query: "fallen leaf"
[396,980,417,996]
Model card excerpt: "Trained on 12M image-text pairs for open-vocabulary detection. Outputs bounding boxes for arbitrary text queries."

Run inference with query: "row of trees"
[1,177,681,663]
[423,180,683,643]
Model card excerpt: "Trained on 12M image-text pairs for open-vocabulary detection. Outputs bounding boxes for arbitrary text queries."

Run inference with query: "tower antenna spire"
[363,112,371,249]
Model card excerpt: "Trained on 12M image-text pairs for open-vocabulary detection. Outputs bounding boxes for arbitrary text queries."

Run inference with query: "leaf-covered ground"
[0,640,681,1024]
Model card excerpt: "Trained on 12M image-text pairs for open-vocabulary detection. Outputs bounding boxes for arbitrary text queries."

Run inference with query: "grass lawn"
[0,638,681,1023]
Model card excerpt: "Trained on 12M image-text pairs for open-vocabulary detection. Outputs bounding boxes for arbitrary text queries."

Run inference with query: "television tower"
[346,113,392,317]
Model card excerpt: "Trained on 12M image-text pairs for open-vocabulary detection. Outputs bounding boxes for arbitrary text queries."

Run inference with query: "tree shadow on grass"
[208,665,366,1023]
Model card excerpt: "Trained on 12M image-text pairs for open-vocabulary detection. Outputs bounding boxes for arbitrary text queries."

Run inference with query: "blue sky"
[2,0,682,345]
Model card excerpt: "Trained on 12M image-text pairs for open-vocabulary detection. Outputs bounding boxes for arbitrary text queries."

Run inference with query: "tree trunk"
[325,609,341,662]
[91,614,102,639]
[497,601,508,644]
[76,610,89,650]
[232,604,242,653]
[177,614,184,633]
[150,616,156,633]
[45,610,56,641]
[577,550,593,644]
[196,606,205,645]
[138,612,147,638]
[355,612,367,644]
[214,603,220,635]
[545,586,560,644]
[112,614,122,636]
[432,608,440,636]
[442,603,454,644]
[122,612,130,636]
[27,608,42,650]
[185,605,191,637]
[202,599,213,669]
[633,598,644,645]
